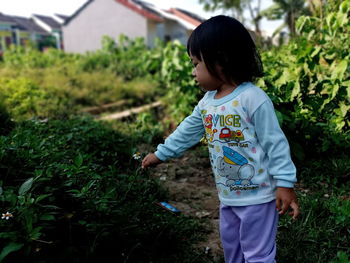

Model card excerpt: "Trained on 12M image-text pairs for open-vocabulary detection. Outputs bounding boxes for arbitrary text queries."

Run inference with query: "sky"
[0,0,282,36]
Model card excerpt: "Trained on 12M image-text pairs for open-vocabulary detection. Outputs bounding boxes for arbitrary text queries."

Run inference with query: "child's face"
[190,55,223,92]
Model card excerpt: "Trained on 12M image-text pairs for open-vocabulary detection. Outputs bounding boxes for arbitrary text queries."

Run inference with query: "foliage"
[277,193,350,263]
[199,0,244,21]
[102,35,164,81]
[111,111,165,145]
[0,118,211,262]
[159,41,202,124]
[0,78,47,121]
[298,156,350,192]
[0,100,14,136]
[261,0,307,36]
[258,0,349,157]
[0,45,159,120]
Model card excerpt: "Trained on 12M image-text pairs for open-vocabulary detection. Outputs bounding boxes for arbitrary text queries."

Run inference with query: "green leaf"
[40,214,55,221]
[0,242,24,262]
[310,46,321,58]
[18,177,33,196]
[35,194,51,203]
[274,109,284,126]
[331,60,348,80]
[291,81,300,100]
[30,226,42,240]
[74,153,83,167]
[338,102,350,118]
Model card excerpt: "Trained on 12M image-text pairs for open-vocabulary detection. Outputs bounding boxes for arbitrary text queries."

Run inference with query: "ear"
[214,64,230,84]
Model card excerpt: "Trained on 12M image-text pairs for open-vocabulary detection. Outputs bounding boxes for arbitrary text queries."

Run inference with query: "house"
[32,14,65,49]
[0,12,67,54]
[0,13,18,53]
[63,0,204,53]
[0,13,48,53]
[11,16,51,48]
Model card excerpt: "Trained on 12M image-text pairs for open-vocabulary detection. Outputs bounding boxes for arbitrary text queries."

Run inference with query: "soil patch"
[147,146,224,261]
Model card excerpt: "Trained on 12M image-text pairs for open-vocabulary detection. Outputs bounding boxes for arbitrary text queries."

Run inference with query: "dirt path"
[148,146,224,262]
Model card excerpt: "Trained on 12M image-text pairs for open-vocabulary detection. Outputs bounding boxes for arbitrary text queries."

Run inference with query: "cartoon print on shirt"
[216,146,259,191]
[204,114,218,142]
[203,113,251,146]
[219,127,245,142]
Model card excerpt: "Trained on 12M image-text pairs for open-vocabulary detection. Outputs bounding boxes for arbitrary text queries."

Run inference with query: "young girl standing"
[142,15,299,263]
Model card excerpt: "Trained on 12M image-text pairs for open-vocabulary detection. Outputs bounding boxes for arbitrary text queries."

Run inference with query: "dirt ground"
[147,145,224,262]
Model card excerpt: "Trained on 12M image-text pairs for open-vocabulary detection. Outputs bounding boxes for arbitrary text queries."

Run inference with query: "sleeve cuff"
[154,151,167,162]
[276,180,295,188]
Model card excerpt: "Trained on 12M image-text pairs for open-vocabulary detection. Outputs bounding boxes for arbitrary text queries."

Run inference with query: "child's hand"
[142,153,162,169]
[276,187,300,220]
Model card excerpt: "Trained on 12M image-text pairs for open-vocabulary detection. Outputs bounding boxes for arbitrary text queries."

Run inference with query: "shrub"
[0,99,14,136]
[0,118,210,262]
[0,78,47,121]
[258,1,350,157]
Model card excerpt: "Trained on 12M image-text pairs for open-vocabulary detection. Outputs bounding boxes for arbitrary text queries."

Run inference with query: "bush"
[0,100,14,136]
[258,1,350,157]
[0,118,210,262]
[0,78,47,121]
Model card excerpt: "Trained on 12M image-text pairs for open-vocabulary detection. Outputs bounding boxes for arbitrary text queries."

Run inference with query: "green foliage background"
[0,1,349,262]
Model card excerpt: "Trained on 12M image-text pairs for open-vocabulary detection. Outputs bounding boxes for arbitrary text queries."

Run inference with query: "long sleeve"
[155,105,205,161]
[252,100,297,188]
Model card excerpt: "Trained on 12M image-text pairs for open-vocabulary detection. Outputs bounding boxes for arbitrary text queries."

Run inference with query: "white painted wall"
[63,0,148,53]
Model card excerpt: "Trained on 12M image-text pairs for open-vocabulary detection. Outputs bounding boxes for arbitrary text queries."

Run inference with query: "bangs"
[187,29,202,60]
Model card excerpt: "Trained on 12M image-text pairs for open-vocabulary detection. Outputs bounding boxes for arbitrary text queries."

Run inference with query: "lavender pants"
[220,200,278,263]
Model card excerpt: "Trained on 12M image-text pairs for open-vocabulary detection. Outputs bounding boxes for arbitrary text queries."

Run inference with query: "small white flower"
[2,212,13,220]
[132,152,141,160]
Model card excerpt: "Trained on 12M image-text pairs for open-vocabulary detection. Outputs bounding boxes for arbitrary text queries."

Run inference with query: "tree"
[199,0,263,37]
[199,0,245,22]
[260,0,307,37]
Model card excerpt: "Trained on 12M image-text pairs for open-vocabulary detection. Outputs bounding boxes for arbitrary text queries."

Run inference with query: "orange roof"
[115,0,164,22]
[168,8,202,27]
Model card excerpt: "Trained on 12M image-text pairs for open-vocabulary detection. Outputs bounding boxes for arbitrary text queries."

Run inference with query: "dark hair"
[187,15,263,85]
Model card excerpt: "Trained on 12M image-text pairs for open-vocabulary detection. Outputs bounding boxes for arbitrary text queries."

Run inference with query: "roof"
[11,16,49,34]
[55,14,69,21]
[136,3,204,30]
[65,0,163,26]
[0,13,17,24]
[63,0,204,30]
[133,1,204,29]
[64,0,94,25]
[173,8,205,25]
[32,14,61,30]
[114,0,163,22]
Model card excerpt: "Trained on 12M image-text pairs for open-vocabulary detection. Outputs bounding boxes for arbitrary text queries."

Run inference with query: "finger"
[290,201,300,220]
[276,198,281,212]
[279,200,291,215]
[141,157,149,169]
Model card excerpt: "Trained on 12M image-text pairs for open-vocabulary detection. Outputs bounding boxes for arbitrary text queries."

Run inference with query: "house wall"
[163,20,188,45]
[63,0,148,53]
[146,20,158,47]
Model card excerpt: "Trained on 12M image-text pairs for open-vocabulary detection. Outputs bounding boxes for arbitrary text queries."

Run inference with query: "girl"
[142,15,299,263]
